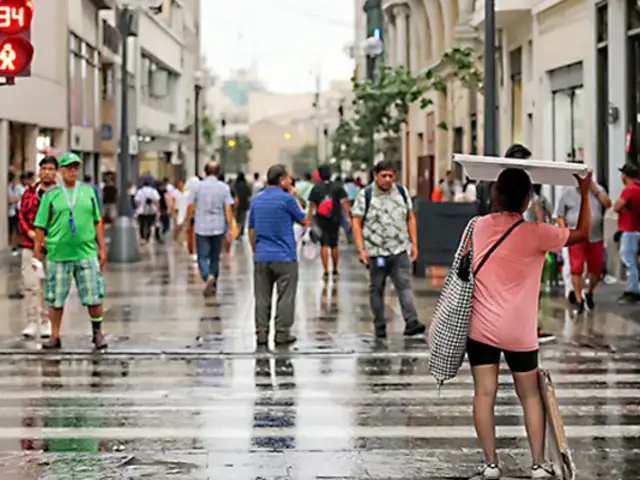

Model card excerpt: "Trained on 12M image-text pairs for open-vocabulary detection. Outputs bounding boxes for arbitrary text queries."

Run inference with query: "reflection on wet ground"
[0,243,639,478]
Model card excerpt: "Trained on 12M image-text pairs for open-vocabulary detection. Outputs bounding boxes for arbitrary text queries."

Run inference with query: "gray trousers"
[254,261,298,334]
[369,252,419,328]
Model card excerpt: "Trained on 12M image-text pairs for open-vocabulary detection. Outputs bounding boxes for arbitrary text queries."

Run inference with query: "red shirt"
[618,180,640,232]
[18,182,45,249]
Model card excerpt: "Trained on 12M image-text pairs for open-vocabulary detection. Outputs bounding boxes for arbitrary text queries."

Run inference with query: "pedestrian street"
[0,244,638,479]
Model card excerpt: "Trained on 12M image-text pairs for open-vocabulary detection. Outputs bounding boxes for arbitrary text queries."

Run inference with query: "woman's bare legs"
[471,364,500,464]
[513,369,546,465]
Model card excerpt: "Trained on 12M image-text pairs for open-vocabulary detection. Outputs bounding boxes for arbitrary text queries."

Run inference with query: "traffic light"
[0,0,34,79]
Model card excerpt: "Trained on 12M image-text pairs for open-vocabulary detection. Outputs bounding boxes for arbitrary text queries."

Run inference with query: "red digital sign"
[0,0,33,35]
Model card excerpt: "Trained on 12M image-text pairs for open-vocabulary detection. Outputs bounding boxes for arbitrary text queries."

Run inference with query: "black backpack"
[362,184,409,225]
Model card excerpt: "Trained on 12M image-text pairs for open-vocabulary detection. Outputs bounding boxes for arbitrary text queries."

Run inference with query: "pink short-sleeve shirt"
[468,213,570,352]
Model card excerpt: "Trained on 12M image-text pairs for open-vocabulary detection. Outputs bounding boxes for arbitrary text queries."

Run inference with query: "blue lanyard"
[60,182,79,235]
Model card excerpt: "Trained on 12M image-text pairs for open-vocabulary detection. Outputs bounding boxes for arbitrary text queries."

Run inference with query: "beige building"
[375,0,605,198]
[248,81,353,177]
[0,0,70,250]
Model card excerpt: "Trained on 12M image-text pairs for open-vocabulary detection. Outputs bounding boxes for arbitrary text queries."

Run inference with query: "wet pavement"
[0,242,639,479]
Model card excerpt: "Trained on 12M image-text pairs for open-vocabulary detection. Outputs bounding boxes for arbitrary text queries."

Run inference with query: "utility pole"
[194,80,202,176]
[363,0,382,169]
[483,0,497,157]
[476,0,497,215]
[108,6,140,263]
[313,66,321,167]
[220,116,227,176]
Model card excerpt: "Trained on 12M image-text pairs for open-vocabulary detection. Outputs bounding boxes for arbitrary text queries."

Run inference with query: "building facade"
[0,0,69,250]
[369,0,631,200]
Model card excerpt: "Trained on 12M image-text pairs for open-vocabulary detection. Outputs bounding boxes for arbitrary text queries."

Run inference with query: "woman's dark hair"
[491,168,532,213]
[533,184,542,195]
[373,159,395,174]
[504,143,532,160]
[266,164,288,186]
[236,172,246,183]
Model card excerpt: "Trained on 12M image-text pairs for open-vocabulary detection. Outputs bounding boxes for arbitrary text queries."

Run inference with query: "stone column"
[24,125,38,173]
[0,120,9,251]
[607,0,626,200]
[395,5,409,67]
[386,16,396,66]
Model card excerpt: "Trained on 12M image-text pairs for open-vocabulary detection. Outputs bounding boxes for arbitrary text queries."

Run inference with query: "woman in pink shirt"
[469,167,592,479]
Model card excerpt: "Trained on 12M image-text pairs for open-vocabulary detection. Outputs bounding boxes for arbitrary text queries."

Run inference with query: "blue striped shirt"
[249,187,305,262]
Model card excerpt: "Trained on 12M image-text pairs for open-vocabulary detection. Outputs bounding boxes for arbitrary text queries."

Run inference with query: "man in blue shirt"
[249,164,308,347]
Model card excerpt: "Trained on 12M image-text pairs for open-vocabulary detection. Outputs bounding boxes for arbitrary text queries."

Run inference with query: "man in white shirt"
[134,180,160,243]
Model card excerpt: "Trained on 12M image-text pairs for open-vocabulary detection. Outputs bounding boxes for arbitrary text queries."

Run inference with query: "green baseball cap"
[59,152,82,168]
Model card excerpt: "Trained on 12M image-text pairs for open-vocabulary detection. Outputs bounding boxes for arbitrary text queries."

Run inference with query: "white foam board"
[453,154,589,186]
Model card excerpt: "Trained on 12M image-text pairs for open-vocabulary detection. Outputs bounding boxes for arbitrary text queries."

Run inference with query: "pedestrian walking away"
[33,152,108,350]
[613,163,640,303]
[17,156,59,339]
[233,173,252,237]
[351,159,426,340]
[135,180,161,243]
[185,162,237,297]
[308,164,351,279]
[466,167,592,479]
[249,164,308,347]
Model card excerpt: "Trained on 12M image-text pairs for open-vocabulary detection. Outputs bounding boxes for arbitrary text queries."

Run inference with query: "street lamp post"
[220,117,227,175]
[108,6,140,263]
[483,0,497,157]
[194,73,204,177]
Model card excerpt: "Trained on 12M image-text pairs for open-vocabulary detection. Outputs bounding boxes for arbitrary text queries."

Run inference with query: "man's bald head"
[205,161,221,177]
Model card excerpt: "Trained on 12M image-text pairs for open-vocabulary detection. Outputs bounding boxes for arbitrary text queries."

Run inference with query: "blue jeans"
[620,232,640,294]
[196,234,223,282]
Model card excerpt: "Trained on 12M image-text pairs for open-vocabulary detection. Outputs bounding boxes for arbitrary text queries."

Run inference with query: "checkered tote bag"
[428,217,524,386]
[428,217,479,386]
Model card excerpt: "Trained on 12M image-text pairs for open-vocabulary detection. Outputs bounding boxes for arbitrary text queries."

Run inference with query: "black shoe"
[42,337,62,350]
[585,292,595,310]
[404,322,426,337]
[618,292,640,304]
[567,291,577,305]
[8,292,24,300]
[92,331,108,350]
[576,299,585,314]
[374,326,387,339]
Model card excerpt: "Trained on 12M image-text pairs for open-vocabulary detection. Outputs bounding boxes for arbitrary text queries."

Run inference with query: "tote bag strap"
[473,218,524,277]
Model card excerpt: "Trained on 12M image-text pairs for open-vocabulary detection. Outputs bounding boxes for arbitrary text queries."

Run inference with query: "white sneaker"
[532,463,556,479]
[478,463,501,479]
[22,322,37,339]
[40,321,52,338]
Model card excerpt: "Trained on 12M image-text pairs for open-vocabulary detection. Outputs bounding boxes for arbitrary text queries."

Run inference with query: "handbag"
[428,217,524,386]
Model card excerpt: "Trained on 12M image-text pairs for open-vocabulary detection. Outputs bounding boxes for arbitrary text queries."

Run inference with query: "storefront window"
[552,88,584,162]
[511,76,523,144]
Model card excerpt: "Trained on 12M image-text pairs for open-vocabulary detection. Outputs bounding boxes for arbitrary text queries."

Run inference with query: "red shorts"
[568,241,604,275]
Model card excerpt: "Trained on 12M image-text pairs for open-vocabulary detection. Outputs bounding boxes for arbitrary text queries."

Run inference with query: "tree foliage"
[290,144,317,177]
[332,47,483,169]
[223,134,253,170]
[202,115,216,146]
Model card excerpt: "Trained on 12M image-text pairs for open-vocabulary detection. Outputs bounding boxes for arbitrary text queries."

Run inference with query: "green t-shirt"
[34,183,101,262]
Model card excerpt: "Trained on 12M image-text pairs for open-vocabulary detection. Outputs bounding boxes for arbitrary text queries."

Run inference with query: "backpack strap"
[396,184,408,206]
[362,185,373,225]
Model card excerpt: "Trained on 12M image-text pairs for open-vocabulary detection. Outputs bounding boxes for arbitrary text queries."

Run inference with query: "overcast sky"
[201,0,355,92]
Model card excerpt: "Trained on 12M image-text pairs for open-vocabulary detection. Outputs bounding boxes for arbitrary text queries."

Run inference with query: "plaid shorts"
[45,258,105,308]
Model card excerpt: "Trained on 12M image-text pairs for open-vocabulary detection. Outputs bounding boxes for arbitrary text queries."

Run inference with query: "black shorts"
[317,217,340,248]
[467,337,538,373]
[8,215,18,235]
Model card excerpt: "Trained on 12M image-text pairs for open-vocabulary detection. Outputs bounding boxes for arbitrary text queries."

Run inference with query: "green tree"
[290,144,317,177]
[201,115,216,146]
[336,47,482,167]
[224,134,253,171]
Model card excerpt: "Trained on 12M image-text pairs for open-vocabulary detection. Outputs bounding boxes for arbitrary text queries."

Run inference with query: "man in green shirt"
[33,152,108,350]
